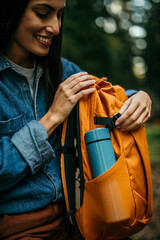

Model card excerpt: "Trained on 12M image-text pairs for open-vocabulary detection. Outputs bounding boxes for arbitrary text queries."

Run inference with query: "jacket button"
[23,83,28,87]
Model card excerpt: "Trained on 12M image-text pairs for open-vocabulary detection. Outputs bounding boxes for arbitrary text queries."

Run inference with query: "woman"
[0,0,151,239]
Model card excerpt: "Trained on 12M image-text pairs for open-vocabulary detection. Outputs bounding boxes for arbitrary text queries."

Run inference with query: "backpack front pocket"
[75,153,135,240]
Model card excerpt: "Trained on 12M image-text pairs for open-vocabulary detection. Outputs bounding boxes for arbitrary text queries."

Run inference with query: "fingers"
[68,73,94,92]
[115,90,152,132]
[117,98,138,125]
[117,110,148,131]
[118,99,132,115]
[62,85,95,107]
[74,87,95,103]
[59,72,95,101]
[63,72,90,86]
[49,72,95,125]
[72,79,95,94]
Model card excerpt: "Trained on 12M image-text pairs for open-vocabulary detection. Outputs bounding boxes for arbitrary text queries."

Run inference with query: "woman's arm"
[0,71,94,192]
[40,72,95,136]
[0,120,55,192]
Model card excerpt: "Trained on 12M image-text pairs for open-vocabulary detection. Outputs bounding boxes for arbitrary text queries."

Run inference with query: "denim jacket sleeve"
[0,120,55,192]
[11,120,55,173]
[125,89,138,97]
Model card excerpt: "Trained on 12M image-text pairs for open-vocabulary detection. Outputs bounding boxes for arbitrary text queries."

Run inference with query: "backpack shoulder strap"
[61,108,77,229]
[76,103,85,206]
[61,103,85,230]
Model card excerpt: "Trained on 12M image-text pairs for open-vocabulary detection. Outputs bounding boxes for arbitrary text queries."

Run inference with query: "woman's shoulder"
[61,58,84,81]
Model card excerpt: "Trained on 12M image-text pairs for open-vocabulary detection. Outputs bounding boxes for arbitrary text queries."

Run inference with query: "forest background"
[62,0,160,239]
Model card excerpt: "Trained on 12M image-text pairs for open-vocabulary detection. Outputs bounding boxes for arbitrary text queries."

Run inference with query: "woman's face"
[6,0,66,66]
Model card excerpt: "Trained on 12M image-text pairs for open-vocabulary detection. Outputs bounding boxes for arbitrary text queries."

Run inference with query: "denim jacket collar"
[0,53,13,72]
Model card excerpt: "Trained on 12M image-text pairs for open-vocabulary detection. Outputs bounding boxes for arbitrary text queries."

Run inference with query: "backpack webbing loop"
[94,113,121,131]
[62,146,76,155]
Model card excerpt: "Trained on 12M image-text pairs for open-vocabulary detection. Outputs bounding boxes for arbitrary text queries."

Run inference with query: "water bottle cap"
[85,128,110,144]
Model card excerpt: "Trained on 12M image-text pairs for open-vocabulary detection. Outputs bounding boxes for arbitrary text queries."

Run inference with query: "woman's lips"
[35,35,53,47]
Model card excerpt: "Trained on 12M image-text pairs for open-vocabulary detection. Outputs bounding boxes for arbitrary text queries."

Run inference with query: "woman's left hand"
[115,91,152,131]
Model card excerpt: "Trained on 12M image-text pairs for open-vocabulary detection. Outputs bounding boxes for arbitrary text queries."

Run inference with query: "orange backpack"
[61,76,153,240]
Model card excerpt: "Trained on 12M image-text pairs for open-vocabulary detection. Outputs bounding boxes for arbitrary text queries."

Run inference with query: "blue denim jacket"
[0,54,81,214]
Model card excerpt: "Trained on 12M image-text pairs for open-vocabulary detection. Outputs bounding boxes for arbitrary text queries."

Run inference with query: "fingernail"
[89,75,93,78]
[115,121,119,126]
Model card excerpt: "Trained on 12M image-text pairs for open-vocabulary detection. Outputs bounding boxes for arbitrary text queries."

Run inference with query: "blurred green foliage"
[145,3,160,99]
[146,124,160,166]
[62,0,160,98]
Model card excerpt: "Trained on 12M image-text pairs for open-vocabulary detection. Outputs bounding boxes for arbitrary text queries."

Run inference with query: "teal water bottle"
[85,128,116,178]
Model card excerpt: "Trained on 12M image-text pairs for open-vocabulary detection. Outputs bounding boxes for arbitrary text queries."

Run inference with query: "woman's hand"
[40,72,95,136]
[115,91,152,131]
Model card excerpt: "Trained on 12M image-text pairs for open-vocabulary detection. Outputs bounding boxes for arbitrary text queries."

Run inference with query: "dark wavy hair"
[0,0,63,109]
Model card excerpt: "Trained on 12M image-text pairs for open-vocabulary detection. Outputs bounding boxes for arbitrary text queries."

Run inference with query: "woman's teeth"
[36,36,51,43]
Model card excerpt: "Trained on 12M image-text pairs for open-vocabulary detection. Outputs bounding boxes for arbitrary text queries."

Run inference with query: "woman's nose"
[45,17,60,36]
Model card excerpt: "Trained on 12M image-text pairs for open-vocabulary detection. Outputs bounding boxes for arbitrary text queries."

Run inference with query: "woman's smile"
[35,35,53,47]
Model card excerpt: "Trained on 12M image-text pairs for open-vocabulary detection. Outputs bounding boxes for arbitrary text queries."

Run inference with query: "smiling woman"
[0,0,67,110]
[0,0,94,239]
[4,0,65,65]
[0,0,152,239]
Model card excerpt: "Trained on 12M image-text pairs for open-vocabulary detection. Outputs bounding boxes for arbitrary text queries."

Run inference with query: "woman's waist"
[0,169,64,214]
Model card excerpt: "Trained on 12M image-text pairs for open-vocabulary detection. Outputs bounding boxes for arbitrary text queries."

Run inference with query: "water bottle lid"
[85,128,110,144]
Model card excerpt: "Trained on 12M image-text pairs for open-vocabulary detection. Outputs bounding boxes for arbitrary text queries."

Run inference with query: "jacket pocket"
[0,113,26,138]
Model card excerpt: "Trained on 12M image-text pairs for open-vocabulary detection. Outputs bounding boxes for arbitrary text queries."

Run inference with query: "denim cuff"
[11,120,56,174]
[125,89,138,97]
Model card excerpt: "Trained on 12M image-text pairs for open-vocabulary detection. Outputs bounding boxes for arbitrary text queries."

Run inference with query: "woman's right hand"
[40,72,95,136]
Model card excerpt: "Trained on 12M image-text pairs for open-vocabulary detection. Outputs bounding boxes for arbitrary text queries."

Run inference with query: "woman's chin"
[34,51,49,57]
[32,46,50,57]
